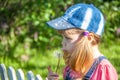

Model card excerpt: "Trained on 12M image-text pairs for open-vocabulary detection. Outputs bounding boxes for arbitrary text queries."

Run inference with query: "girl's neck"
[92,45,102,59]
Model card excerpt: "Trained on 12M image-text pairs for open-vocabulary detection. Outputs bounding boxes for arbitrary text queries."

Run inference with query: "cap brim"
[46,17,75,30]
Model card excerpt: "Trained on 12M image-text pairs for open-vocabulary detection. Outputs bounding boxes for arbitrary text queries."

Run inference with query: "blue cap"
[47,3,105,36]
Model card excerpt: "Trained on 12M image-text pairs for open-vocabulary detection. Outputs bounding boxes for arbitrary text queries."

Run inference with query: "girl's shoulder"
[97,59,117,71]
[90,59,118,80]
[96,58,113,68]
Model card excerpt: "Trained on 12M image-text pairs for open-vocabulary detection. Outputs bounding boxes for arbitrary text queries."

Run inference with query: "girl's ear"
[87,33,94,42]
[88,33,98,45]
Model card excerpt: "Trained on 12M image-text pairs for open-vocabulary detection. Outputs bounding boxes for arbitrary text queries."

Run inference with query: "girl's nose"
[62,40,66,47]
[62,39,63,45]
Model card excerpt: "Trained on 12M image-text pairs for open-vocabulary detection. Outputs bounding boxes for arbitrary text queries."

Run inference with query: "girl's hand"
[46,66,59,80]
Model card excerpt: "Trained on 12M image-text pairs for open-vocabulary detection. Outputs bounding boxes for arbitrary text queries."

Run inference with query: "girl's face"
[61,33,81,54]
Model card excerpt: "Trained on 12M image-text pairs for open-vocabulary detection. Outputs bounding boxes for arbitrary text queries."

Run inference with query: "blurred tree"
[0,0,120,59]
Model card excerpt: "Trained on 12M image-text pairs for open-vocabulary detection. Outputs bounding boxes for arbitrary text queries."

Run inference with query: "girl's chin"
[62,49,70,54]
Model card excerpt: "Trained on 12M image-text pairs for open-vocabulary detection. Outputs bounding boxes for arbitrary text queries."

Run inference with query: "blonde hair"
[58,28,101,75]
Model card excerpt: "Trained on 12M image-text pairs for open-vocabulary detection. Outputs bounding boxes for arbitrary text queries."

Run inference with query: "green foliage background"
[0,0,120,79]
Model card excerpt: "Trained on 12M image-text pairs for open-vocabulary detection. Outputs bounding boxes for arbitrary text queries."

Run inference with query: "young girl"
[46,3,118,80]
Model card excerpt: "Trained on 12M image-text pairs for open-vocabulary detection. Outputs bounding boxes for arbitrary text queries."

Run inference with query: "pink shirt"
[63,59,118,80]
[90,59,118,80]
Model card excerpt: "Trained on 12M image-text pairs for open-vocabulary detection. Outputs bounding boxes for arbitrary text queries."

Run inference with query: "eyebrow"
[63,34,73,39]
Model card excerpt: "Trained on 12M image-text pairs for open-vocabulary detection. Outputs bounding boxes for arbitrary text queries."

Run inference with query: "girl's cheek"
[63,44,73,53]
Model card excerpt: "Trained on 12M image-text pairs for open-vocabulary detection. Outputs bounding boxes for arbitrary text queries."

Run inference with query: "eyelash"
[64,36,72,40]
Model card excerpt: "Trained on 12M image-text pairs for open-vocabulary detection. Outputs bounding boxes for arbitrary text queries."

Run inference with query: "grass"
[0,39,120,80]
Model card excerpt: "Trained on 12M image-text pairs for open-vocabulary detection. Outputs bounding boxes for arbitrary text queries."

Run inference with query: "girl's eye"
[65,36,72,40]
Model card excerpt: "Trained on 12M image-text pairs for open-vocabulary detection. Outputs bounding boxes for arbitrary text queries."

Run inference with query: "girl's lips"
[61,48,64,50]
[61,48,67,52]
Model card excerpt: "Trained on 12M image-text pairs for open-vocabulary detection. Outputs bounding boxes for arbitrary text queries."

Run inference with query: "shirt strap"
[83,56,106,80]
